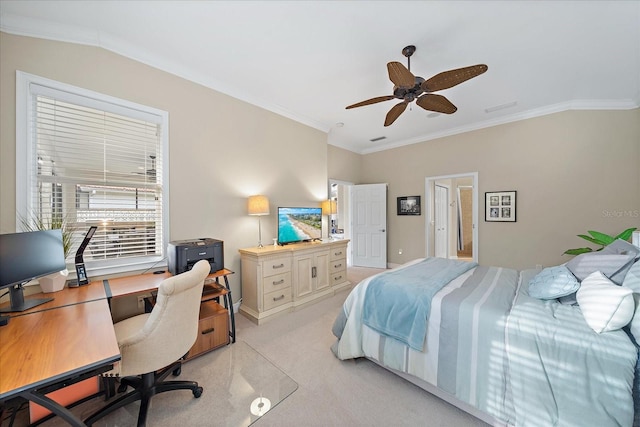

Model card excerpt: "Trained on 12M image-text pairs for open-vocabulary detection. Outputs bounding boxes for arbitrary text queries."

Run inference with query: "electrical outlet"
[137,296,145,309]
[535,264,543,269]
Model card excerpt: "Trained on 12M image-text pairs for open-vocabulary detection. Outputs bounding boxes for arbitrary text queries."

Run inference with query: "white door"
[351,183,387,268]
[435,184,449,258]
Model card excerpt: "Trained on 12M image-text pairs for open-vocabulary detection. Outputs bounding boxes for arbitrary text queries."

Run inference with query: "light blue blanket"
[362,257,477,351]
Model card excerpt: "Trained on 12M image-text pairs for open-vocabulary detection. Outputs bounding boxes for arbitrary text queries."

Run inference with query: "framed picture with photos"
[485,191,516,222]
[397,196,421,215]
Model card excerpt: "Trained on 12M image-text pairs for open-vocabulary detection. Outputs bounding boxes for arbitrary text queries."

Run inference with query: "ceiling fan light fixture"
[346,45,487,129]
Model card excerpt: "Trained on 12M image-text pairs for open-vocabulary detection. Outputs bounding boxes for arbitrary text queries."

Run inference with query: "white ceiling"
[1,1,639,154]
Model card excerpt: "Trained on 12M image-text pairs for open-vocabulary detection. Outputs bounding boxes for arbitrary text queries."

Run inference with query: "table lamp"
[321,199,337,240]
[248,195,270,248]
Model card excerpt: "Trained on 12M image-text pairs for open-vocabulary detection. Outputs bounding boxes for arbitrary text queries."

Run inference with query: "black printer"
[167,238,224,275]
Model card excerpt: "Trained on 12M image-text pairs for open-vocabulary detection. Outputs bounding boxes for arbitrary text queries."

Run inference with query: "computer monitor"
[0,229,67,318]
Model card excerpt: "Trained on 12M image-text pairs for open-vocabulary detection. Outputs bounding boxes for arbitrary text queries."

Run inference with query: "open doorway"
[329,179,353,265]
[425,172,478,263]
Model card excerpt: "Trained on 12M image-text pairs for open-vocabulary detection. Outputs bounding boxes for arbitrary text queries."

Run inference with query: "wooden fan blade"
[387,61,415,89]
[346,95,395,109]
[384,102,408,127]
[421,64,488,93]
[416,94,457,114]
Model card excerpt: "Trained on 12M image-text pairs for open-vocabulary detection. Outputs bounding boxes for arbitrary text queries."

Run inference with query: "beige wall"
[361,109,640,270]
[328,144,362,185]
[2,33,639,289]
[0,33,328,299]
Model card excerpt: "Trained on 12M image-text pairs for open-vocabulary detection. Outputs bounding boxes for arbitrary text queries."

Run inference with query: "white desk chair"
[85,260,211,427]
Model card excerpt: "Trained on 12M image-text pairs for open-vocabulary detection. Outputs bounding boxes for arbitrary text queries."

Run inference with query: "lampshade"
[321,199,336,215]
[248,195,270,216]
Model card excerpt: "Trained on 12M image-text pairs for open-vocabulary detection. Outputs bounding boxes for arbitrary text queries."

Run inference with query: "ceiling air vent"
[370,136,387,142]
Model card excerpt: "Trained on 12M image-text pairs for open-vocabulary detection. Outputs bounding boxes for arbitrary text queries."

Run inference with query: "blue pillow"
[528,265,580,300]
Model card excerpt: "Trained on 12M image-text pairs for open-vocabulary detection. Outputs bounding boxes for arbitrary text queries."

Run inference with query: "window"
[16,71,169,276]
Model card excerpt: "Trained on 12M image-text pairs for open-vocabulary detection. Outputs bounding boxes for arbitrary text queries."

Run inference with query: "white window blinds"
[18,73,168,273]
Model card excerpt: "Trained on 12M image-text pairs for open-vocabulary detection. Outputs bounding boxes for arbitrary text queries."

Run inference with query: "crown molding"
[0,13,330,134]
[358,99,640,155]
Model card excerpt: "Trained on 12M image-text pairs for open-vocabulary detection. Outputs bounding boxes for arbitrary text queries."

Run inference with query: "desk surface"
[106,268,234,299]
[0,281,108,317]
[0,299,120,400]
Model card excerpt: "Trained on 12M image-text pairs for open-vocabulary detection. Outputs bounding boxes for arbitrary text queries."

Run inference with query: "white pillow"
[576,271,634,333]
[622,260,640,342]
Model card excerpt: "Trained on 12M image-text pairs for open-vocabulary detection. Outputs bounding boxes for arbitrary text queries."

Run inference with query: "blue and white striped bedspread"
[506,269,637,427]
[331,261,638,426]
[362,257,477,351]
[332,259,518,422]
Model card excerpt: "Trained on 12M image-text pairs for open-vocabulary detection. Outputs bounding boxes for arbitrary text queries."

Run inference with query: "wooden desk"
[0,300,119,426]
[0,281,108,317]
[0,268,235,425]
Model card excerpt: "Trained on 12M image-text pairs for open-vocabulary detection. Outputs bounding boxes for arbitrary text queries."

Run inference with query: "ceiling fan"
[132,155,156,178]
[346,45,488,126]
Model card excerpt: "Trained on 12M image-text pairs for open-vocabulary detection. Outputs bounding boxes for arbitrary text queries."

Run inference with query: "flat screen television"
[277,207,322,245]
[0,229,66,318]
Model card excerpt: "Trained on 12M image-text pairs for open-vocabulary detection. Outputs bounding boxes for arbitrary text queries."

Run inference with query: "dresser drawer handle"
[334,251,342,256]
[202,328,215,335]
[273,294,285,301]
[272,279,284,286]
[272,263,285,269]
[334,263,342,268]
[334,275,342,281]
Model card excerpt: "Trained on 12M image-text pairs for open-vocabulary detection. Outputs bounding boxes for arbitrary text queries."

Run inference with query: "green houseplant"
[19,213,77,292]
[563,227,637,256]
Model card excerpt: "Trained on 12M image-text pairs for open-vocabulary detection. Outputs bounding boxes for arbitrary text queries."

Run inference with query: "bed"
[331,251,640,427]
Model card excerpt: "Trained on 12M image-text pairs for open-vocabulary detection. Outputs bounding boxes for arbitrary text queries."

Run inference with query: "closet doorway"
[425,172,478,263]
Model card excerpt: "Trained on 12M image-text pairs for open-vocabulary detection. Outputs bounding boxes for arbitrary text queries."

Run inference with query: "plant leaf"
[586,230,614,245]
[563,247,593,256]
[615,227,638,241]
[577,234,605,246]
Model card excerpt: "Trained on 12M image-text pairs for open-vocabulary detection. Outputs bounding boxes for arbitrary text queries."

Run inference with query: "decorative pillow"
[528,265,580,300]
[623,259,640,292]
[601,239,640,284]
[576,271,634,333]
[566,251,637,285]
[622,261,640,342]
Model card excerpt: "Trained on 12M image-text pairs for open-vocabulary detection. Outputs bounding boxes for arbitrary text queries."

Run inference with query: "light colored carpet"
[4,267,489,426]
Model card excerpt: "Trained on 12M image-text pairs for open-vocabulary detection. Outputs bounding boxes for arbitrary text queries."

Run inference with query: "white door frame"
[434,183,449,258]
[425,172,478,263]
[329,179,353,265]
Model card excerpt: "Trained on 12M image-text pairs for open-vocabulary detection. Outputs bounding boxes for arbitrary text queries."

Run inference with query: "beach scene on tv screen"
[278,208,322,243]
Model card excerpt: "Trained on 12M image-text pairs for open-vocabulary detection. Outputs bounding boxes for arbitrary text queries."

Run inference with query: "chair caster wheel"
[117,383,128,393]
[172,366,181,376]
[193,387,203,398]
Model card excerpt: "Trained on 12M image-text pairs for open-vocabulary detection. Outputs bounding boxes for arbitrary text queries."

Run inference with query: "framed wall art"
[485,191,516,222]
[397,196,421,215]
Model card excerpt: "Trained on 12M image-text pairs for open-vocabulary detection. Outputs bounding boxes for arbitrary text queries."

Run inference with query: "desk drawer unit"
[188,300,229,360]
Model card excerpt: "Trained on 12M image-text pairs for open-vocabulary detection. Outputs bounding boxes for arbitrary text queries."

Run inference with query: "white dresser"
[239,239,350,324]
